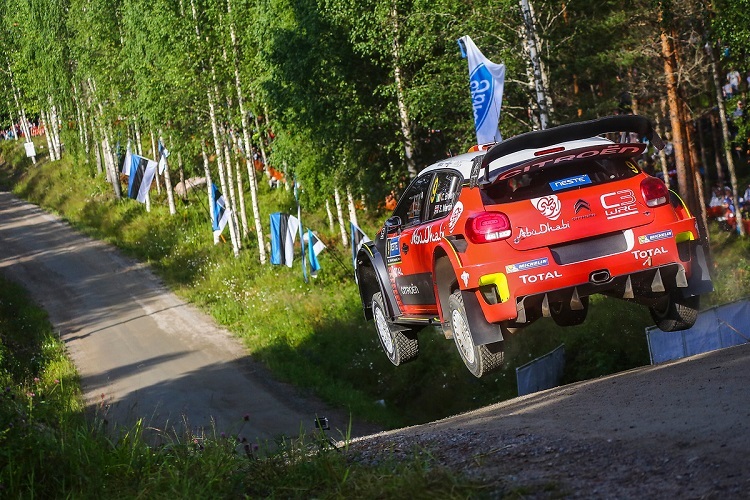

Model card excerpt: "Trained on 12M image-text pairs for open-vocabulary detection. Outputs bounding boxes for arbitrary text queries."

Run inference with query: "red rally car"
[355,116,713,377]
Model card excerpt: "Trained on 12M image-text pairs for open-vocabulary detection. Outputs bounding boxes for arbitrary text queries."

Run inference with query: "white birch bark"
[134,119,143,155]
[208,84,240,257]
[72,82,89,158]
[49,103,62,159]
[335,187,349,247]
[347,186,359,227]
[229,0,266,264]
[390,2,417,177]
[177,151,186,201]
[325,199,335,232]
[223,130,245,240]
[40,110,56,161]
[201,143,216,232]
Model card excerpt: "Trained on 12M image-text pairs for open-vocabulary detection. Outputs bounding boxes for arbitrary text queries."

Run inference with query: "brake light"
[466,212,512,243]
[641,176,669,207]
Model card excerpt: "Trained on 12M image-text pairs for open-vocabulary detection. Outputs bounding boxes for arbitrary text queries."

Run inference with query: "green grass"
[2,138,749,432]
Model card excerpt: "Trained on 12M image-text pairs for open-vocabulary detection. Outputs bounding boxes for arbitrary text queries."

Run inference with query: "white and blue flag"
[126,153,158,203]
[211,183,232,244]
[458,35,506,145]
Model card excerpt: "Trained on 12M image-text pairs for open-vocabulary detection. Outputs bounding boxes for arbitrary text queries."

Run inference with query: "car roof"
[419,137,613,181]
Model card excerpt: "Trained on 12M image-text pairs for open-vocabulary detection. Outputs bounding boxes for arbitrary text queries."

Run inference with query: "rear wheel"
[550,296,589,327]
[448,290,504,378]
[649,290,699,332]
[372,292,419,365]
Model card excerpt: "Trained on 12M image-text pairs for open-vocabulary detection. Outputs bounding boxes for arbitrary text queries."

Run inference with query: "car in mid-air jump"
[355,115,713,377]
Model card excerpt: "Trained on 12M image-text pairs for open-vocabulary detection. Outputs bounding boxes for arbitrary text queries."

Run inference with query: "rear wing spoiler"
[469,115,665,188]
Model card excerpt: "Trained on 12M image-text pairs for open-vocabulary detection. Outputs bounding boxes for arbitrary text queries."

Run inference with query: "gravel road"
[0,191,379,443]
[348,342,750,498]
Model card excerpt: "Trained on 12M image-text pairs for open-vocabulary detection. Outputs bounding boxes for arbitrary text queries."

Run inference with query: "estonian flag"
[157,140,169,175]
[350,222,371,267]
[270,212,299,267]
[211,183,232,244]
[303,229,326,277]
[127,153,158,203]
[458,35,506,145]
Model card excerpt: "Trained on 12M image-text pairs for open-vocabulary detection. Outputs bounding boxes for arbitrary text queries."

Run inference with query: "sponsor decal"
[470,64,494,129]
[638,230,673,244]
[574,199,590,213]
[461,271,470,287]
[531,195,562,220]
[448,201,464,233]
[601,189,638,219]
[399,284,420,295]
[519,270,563,284]
[411,224,445,245]
[506,257,549,273]
[388,266,403,279]
[518,144,646,173]
[632,247,668,259]
[514,220,571,244]
[550,174,592,191]
[386,237,401,265]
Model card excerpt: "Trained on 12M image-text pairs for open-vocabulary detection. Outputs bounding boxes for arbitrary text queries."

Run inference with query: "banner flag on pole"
[350,222,371,268]
[127,153,158,203]
[211,183,232,244]
[458,35,506,145]
[157,140,170,174]
[303,229,326,277]
[122,142,132,175]
[270,212,299,267]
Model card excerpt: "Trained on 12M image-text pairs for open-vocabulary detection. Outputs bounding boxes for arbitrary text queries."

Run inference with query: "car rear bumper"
[455,217,703,324]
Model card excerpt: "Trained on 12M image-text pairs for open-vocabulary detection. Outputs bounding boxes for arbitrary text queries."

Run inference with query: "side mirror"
[385,215,402,232]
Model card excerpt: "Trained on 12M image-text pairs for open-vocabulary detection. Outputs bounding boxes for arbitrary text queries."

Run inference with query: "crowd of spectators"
[2,122,45,140]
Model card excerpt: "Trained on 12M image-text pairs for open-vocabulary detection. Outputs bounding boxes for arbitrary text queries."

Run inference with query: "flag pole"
[295,180,308,283]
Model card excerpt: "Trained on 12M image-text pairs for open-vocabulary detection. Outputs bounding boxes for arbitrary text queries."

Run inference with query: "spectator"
[727,68,742,95]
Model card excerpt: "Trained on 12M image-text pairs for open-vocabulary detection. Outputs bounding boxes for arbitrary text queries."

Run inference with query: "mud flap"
[460,290,504,346]
[682,242,714,298]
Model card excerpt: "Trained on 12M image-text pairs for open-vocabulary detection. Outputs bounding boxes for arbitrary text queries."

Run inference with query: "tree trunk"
[325,199,335,232]
[224,130,246,240]
[390,1,417,177]
[655,100,671,189]
[207,84,240,256]
[49,103,62,160]
[661,28,693,212]
[520,0,550,129]
[229,0,267,264]
[710,114,725,188]
[682,105,709,243]
[72,81,88,157]
[706,42,745,236]
[347,186,359,227]
[41,110,56,161]
[334,188,349,247]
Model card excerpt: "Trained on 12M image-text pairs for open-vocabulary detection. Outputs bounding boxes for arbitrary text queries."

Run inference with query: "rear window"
[480,157,640,204]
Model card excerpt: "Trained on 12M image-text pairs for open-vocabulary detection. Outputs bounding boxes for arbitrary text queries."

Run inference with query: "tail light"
[466,212,511,243]
[641,176,669,207]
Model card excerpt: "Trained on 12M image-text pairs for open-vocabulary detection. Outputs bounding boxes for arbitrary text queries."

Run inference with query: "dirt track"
[349,342,750,497]
[0,191,378,443]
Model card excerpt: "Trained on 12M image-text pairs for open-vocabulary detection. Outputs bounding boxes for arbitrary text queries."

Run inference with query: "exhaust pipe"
[590,269,611,284]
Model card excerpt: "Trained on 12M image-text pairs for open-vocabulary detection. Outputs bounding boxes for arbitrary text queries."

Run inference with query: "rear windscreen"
[480,157,640,204]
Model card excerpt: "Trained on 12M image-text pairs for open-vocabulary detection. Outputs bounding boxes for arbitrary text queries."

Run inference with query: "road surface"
[0,191,376,444]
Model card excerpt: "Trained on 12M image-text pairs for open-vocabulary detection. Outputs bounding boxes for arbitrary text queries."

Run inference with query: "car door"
[387,173,434,316]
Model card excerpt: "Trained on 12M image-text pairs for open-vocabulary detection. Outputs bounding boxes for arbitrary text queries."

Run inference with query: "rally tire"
[372,293,419,366]
[448,290,504,378]
[649,290,699,332]
[550,296,589,327]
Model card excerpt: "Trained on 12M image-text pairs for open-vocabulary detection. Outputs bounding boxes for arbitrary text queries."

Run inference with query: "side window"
[393,174,433,228]
[426,172,461,221]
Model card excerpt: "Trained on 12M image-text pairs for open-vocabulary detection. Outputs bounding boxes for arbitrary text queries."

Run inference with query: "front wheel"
[648,290,699,331]
[372,292,419,365]
[448,290,504,378]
